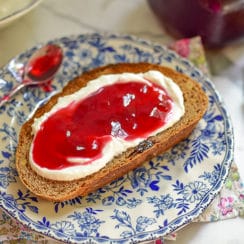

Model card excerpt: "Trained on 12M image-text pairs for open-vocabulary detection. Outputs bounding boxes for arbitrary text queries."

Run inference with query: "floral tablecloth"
[0,36,243,243]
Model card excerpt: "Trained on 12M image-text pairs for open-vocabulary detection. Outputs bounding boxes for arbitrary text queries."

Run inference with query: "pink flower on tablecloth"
[169,39,190,58]
[218,197,234,216]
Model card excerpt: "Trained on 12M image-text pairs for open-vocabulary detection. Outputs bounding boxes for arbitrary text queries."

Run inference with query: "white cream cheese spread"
[29,70,185,181]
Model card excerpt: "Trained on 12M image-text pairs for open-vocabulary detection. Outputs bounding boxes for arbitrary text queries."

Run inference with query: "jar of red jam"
[148,0,244,47]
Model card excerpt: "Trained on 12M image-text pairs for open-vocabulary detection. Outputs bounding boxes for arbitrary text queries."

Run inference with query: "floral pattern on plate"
[0,33,234,243]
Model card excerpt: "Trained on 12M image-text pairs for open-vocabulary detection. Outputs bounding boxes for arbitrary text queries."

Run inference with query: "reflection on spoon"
[0,44,63,107]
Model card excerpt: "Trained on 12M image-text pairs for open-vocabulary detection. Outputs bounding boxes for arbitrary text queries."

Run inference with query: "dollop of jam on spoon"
[0,44,63,107]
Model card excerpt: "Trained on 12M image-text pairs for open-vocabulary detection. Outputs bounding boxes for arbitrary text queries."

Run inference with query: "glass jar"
[148,0,244,47]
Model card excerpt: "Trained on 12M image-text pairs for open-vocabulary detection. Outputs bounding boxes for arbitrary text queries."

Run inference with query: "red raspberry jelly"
[27,45,63,82]
[32,81,173,170]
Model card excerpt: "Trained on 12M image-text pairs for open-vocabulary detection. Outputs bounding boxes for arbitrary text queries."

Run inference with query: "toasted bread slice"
[15,63,208,202]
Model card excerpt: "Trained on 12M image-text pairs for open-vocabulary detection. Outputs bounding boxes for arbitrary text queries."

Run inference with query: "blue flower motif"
[68,209,104,237]
[210,168,221,185]
[126,198,142,208]
[78,211,100,233]
[116,196,127,206]
[80,48,92,59]
[130,168,150,188]
[182,181,207,203]
[78,44,98,66]
[51,220,75,235]
[136,216,156,232]
[62,39,79,50]
[211,140,226,155]
[128,167,151,196]
[62,60,81,78]
[133,47,155,63]
[147,194,174,218]
[201,122,216,140]
[111,209,156,238]
[200,164,221,186]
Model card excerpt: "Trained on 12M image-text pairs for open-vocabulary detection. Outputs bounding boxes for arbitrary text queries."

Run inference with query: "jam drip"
[32,81,173,169]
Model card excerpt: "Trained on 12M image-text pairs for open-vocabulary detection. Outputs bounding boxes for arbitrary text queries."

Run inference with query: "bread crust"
[15,63,208,202]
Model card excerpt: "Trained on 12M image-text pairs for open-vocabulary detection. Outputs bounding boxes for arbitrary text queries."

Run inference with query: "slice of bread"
[16,63,208,202]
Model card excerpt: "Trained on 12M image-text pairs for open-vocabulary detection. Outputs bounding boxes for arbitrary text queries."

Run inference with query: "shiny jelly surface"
[32,81,173,169]
[27,45,63,82]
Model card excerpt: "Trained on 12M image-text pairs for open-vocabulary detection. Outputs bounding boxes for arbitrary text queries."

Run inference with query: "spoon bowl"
[0,44,63,107]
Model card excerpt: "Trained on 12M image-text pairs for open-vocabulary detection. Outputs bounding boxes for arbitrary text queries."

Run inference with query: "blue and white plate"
[0,33,234,243]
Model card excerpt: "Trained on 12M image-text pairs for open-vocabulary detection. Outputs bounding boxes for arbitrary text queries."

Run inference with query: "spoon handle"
[0,82,27,108]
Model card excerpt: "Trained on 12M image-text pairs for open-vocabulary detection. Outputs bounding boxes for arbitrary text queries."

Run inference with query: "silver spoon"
[0,44,63,107]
